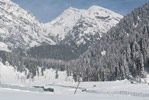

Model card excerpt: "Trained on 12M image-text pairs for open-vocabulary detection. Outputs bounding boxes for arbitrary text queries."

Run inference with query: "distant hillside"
[70,3,149,81]
[25,45,81,61]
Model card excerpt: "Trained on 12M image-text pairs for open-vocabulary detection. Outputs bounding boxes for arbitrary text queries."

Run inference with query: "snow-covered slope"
[0,0,122,52]
[0,42,11,52]
[0,61,73,85]
[0,0,55,50]
[45,6,123,43]
[44,7,87,42]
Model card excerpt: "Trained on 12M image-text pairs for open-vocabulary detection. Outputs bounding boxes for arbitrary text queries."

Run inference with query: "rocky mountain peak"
[0,0,55,51]
[45,5,123,43]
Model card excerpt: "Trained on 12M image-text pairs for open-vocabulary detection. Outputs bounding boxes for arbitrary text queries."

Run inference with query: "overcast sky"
[11,0,149,23]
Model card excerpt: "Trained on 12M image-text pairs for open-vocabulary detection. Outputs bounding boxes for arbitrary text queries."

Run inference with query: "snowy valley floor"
[0,88,148,100]
[0,80,149,100]
[0,62,149,100]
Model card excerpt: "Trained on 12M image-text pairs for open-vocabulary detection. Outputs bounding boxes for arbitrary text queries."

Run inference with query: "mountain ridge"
[0,0,55,51]
[0,0,148,83]
[0,0,122,52]
[0,0,123,61]
[45,5,122,43]
[69,3,149,81]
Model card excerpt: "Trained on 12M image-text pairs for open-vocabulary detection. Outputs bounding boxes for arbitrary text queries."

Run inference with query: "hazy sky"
[11,0,149,23]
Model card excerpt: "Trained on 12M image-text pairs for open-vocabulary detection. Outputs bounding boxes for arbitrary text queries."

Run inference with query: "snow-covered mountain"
[0,0,148,84]
[70,3,149,81]
[45,6,123,44]
[25,5,123,60]
[0,0,122,53]
[0,0,55,51]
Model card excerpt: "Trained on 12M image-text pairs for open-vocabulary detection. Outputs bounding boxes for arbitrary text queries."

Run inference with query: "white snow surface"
[0,61,74,85]
[0,79,149,100]
[0,61,149,100]
[0,42,11,52]
[0,87,149,100]
[101,50,106,56]
[0,0,55,50]
[0,0,123,49]
[44,5,123,42]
